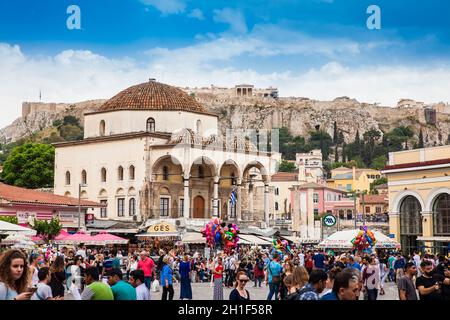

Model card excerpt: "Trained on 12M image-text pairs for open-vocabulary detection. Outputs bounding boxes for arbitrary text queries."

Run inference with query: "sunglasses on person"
[238,279,249,283]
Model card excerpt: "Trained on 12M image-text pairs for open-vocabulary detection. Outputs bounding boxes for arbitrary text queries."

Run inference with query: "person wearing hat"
[106,268,136,300]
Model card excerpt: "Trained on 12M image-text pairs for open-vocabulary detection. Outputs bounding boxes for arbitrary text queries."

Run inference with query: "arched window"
[163,166,169,181]
[101,168,107,182]
[99,120,106,136]
[146,118,155,132]
[81,170,87,184]
[65,171,71,185]
[129,165,135,180]
[118,166,124,181]
[400,196,422,235]
[129,198,136,216]
[433,194,450,236]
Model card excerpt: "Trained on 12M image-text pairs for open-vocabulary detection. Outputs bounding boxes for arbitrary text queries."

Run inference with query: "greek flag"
[230,189,237,205]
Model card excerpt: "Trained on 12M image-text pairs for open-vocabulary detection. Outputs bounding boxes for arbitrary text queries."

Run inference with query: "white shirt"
[135,283,150,300]
[413,255,421,268]
[76,249,86,259]
[298,253,305,266]
[31,282,53,300]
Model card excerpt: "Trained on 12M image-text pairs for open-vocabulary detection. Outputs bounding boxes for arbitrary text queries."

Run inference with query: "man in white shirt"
[298,250,305,267]
[129,270,150,300]
[76,245,87,259]
[32,267,62,300]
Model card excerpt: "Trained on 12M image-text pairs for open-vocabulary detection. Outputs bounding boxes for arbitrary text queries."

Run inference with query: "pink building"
[290,183,354,239]
[0,183,103,232]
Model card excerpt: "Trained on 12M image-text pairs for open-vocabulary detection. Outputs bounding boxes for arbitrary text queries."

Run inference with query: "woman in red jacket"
[253,256,265,288]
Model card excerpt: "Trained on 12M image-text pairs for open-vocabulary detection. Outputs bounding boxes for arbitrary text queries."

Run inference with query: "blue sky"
[0,0,450,127]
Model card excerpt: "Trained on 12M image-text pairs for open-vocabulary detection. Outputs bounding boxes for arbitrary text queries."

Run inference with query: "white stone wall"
[54,137,147,221]
[84,110,219,138]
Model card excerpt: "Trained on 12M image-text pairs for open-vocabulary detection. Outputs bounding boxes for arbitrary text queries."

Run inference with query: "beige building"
[382,145,450,254]
[54,80,280,229]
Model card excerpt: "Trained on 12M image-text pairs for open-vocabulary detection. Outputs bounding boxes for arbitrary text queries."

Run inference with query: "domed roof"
[98,80,207,114]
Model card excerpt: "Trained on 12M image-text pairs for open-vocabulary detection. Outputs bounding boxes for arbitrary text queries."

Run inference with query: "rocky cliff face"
[1,95,449,147]
[0,100,106,144]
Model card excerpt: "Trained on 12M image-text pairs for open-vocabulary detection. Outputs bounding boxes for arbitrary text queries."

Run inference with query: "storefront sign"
[147,222,177,233]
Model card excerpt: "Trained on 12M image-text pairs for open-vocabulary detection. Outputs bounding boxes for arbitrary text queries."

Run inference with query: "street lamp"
[78,183,87,232]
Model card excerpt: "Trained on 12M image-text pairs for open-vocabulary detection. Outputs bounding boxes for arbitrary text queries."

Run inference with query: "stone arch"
[118,166,124,181]
[391,190,425,213]
[99,189,108,197]
[189,156,218,178]
[242,161,269,183]
[65,171,71,185]
[116,188,125,196]
[128,187,137,196]
[424,187,450,212]
[80,191,88,199]
[64,191,71,197]
[219,159,240,188]
[152,155,184,182]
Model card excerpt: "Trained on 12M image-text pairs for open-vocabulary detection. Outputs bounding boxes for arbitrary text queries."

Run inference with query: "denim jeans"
[267,283,280,300]
[367,288,378,301]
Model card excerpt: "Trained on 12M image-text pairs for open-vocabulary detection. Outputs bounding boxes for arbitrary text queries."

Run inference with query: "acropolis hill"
[1,83,450,146]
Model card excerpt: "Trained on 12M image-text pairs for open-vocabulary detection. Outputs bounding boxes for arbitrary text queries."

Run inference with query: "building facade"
[54,81,281,229]
[382,145,450,254]
[327,167,382,192]
[0,183,102,231]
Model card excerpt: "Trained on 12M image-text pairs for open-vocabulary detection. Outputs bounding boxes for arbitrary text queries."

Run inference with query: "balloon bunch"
[351,226,377,252]
[200,218,240,254]
[271,238,292,259]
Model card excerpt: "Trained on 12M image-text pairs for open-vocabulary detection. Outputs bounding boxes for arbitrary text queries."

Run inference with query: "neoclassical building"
[382,145,450,254]
[53,80,280,228]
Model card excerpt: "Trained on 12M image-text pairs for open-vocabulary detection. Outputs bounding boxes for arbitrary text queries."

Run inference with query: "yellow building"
[382,145,450,254]
[327,167,382,192]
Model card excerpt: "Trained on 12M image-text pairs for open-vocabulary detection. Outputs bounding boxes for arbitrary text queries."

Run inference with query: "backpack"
[295,285,316,300]
[257,260,264,271]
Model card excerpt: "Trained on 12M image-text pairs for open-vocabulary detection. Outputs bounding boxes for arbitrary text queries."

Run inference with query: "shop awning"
[135,232,180,237]
[281,236,301,244]
[239,234,272,245]
[181,232,205,244]
[417,236,450,242]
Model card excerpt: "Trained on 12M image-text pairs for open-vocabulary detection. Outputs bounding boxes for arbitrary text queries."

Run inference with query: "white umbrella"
[0,220,36,236]
[318,229,400,250]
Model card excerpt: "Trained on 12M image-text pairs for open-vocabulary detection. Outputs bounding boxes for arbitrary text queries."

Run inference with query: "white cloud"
[1,39,450,129]
[213,8,248,34]
[188,8,204,20]
[139,0,185,15]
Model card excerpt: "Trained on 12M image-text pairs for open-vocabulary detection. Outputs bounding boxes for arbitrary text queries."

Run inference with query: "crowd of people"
[0,243,449,301]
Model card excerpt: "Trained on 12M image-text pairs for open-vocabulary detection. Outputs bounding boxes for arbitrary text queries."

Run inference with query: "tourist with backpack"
[253,255,265,287]
[297,269,328,300]
[265,253,283,300]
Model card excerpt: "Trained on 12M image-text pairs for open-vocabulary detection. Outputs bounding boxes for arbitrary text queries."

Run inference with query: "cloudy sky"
[0,0,450,128]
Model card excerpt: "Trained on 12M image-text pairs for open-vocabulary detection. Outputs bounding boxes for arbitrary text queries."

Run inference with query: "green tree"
[278,160,297,173]
[309,130,333,160]
[418,129,424,148]
[371,155,388,170]
[363,128,382,166]
[342,142,347,162]
[52,119,63,127]
[43,132,66,144]
[334,144,339,162]
[278,127,310,160]
[370,177,388,193]
[333,121,338,144]
[0,216,18,224]
[2,143,55,188]
[32,218,62,244]
[62,115,80,127]
[58,124,83,141]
